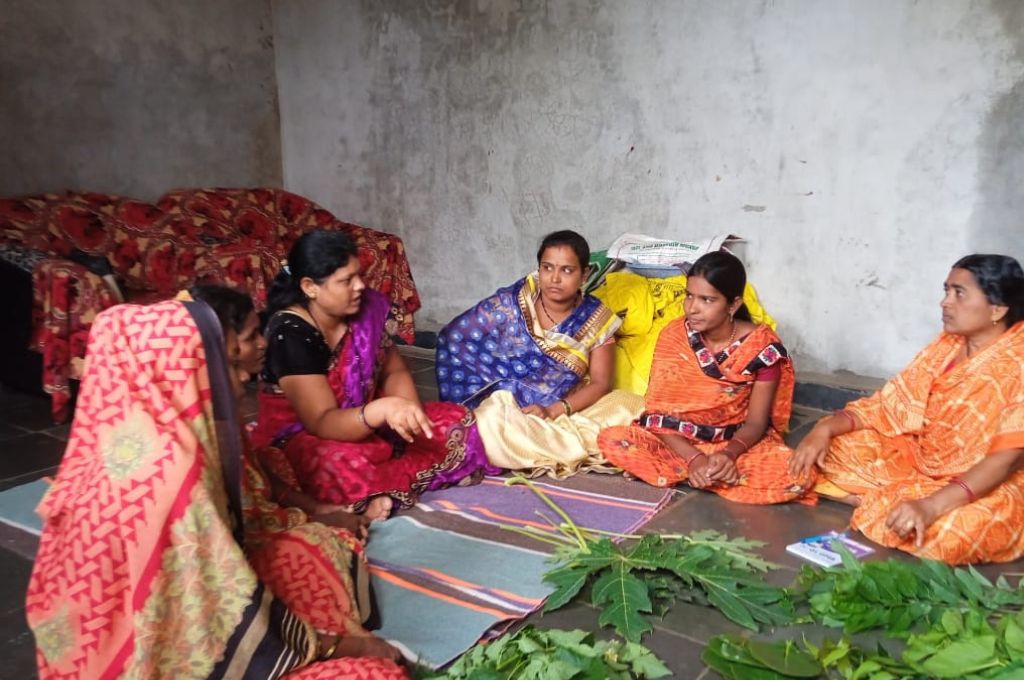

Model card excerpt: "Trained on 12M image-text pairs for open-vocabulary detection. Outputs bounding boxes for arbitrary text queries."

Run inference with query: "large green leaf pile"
[543,531,795,641]
[419,626,671,680]
[703,546,1024,679]
[798,549,1024,635]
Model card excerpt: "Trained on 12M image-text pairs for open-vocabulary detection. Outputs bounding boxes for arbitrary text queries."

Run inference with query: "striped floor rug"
[365,473,676,667]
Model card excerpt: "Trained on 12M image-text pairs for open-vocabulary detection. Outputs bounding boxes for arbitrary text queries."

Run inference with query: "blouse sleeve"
[264,316,331,382]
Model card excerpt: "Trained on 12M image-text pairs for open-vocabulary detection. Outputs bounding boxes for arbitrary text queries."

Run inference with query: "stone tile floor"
[1,354,1020,678]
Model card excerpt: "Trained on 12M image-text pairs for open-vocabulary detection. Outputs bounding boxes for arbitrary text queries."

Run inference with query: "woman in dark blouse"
[251,230,493,518]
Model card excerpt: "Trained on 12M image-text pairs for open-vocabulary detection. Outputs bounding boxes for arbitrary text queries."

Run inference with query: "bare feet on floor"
[364,495,394,522]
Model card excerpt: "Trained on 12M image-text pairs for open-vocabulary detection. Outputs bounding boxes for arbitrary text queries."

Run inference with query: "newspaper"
[605,233,744,267]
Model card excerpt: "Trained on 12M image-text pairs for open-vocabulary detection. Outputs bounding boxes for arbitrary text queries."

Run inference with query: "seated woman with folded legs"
[26,295,405,679]
[790,254,1024,564]
[190,285,402,659]
[598,251,813,504]
[252,230,489,516]
[436,230,643,477]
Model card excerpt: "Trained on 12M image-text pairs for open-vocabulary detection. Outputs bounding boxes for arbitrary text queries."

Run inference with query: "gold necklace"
[539,294,577,327]
[702,320,737,355]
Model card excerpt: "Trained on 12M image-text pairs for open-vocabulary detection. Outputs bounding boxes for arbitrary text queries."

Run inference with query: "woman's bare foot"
[836,494,862,508]
[364,495,394,522]
[334,633,404,663]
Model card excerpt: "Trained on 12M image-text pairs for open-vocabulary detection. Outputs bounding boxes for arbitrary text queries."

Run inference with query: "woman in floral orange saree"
[25,296,405,678]
[598,252,813,504]
[790,254,1024,564]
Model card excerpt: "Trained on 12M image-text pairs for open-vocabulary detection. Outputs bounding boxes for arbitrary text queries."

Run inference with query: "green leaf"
[592,564,654,642]
[913,634,1000,678]
[702,643,790,680]
[543,566,591,612]
[745,638,822,677]
[942,609,965,636]
[620,642,673,678]
[1005,615,1024,660]
[957,568,987,603]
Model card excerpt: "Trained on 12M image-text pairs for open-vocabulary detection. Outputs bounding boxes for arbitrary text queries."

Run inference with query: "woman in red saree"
[25,296,405,678]
[251,230,489,518]
[188,285,395,650]
[790,254,1024,563]
[598,252,813,504]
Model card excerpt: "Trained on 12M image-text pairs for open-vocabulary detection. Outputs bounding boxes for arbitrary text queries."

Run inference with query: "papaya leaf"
[542,566,591,612]
[592,564,654,642]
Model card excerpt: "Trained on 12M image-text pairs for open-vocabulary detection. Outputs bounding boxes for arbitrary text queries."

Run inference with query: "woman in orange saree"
[790,254,1024,564]
[25,296,405,678]
[598,252,813,504]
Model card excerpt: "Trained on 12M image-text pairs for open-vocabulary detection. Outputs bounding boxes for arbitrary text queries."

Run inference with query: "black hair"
[688,251,753,322]
[536,230,590,271]
[266,230,359,317]
[952,253,1024,328]
[188,284,254,333]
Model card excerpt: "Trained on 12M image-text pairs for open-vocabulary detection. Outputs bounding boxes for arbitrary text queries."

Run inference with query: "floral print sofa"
[0,188,421,422]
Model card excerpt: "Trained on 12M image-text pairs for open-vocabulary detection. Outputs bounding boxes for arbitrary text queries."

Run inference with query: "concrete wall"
[0,0,281,200]
[273,0,1024,377]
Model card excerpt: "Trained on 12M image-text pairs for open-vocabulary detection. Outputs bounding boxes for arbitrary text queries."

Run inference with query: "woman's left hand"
[703,453,741,485]
[885,498,938,548]
[521,404,552,419]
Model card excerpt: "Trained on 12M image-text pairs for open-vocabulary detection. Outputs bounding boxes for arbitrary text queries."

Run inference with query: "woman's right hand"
[369,397,435,442]
[789,425,832,481]
[312,504,371,539]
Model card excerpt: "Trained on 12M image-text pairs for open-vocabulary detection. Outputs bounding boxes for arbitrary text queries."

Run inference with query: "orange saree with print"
[599,318,813,504]
[25,300,405,679]
[822,322,1024,564]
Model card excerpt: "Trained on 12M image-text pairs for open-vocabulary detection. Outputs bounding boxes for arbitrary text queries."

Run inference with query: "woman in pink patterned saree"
[25,294,406,679]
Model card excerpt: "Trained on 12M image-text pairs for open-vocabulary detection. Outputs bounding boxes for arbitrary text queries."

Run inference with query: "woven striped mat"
[365,473,676,667]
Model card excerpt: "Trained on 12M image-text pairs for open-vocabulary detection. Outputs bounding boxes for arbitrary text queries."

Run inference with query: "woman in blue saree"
[437,230,644,477]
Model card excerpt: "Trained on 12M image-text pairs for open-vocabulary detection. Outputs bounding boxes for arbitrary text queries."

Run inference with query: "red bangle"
[834,409,857,430]
[949,476,977,503]
[683,451,706,466]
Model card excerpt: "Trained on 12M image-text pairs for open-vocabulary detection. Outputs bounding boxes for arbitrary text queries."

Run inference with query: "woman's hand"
[687,454,714,488]
[703,453,740,485]
[521,403,552,419]
[312,504,370,540]
[689,453,738,487]
[789,425,832,481]
[885,498,939,548]
[369,397,434,442]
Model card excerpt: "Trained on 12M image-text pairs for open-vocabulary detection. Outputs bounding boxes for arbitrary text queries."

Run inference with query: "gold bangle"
[357,404,370,429]
[559,398,573,417]
[318,634,339,660]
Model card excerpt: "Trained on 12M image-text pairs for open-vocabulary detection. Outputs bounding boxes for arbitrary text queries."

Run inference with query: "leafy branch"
[797,546,1024,635]
[502,476,796,642]
[704,545,1024,679]
[418,626,671,680]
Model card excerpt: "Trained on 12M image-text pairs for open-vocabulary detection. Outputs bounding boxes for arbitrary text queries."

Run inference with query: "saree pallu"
[436,273,621,408]
[598,319,814,505]
[821,322,1024,563]
[25,300,405,679]
[253,289,489,507]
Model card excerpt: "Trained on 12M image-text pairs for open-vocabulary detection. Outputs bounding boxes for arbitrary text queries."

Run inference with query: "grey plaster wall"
[273,0,1024,377]
[0,0,281,200]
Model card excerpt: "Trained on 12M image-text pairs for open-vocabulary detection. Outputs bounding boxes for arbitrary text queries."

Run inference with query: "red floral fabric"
[1,188,421,423]
[158,188,421,340]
